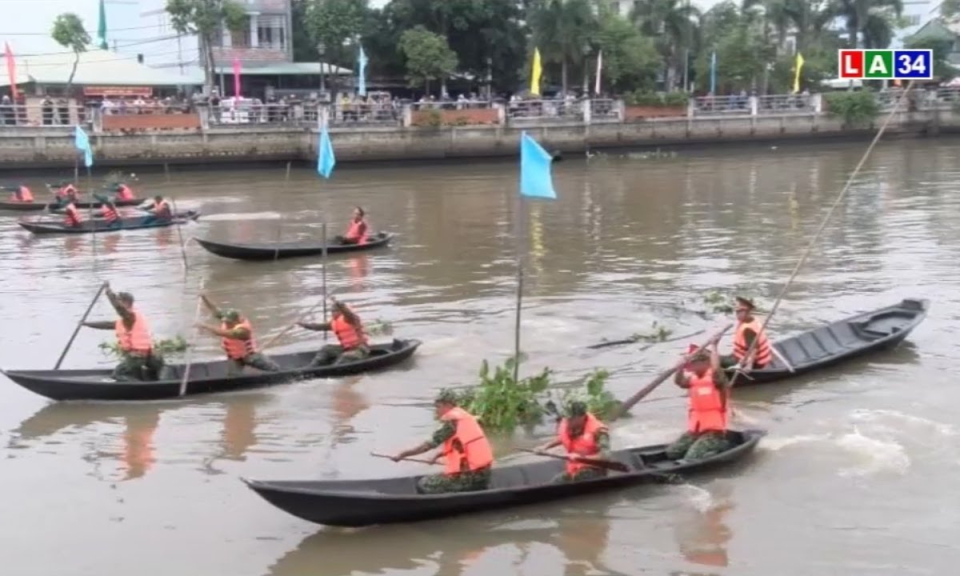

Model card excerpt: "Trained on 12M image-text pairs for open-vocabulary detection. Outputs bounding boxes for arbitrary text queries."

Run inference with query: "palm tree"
[631,0,700,90]
[830,0,903,48]
[528,0,597,94]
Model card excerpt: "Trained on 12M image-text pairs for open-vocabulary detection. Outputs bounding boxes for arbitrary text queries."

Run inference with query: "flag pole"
[513,196,525,384]
[322,221,328,340]
[274,161,291,262]
[87,166,97,268]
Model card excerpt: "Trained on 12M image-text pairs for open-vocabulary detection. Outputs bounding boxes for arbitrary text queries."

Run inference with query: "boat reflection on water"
[154,227,173,248]
[347,254,369,292]
[102,233,121,255]
[119,408,160,480]
[63,236,84,257]
[671,484,735,576]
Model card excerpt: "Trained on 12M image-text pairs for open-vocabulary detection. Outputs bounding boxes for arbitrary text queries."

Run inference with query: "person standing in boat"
[389,390,494,494]
[338,206,369,245]
[665,343,733,461]
[536,400,612,483]
[53,182,79,206]
[195,295,281,376]
[721,297,772,372]
[81,284,164,381]
[113,182,135,202]
[297,297,370,366]
[94,194,121,228]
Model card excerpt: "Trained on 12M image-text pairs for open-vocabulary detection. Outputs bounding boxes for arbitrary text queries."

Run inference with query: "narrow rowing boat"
[18,210,200,235]
[3,338,421,401]
[0,197,146,212]
[244,428,765,527]
[194,232,393,261]
[729,298,928,384]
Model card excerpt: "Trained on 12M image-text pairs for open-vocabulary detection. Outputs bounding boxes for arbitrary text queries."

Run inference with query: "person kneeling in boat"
[195,296,281,376]
[62,195,83,228]
[82,284,164,381]
[297,297,370,366]
[536,400,612,483]
[53,182,78,206]
[721,296,772,372]
[93,194,121,228]
[113,182,135,202]
[7,184,34,203]
[665,343,733,461]
[337,206,369,245]
[390,389,494,494]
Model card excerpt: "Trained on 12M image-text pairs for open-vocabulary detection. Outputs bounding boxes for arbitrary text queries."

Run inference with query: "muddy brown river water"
[1,139,958,575]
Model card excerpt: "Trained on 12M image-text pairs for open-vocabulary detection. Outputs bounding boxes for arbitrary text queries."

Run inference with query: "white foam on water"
[759,433,832,451]
[677,484,716,513]
[197,212,283,221]
[849,408,957,437]
[835,427,910,477]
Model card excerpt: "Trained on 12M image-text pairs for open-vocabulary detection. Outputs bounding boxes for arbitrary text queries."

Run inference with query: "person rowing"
[389,389,494,494]
[665,340,733,461]
[296,297,370,366]
[52,182,79,205]
[142,195,172,224]
[62,194,83,228]
[81,283,164,381]
[721,296,772,372]
[195,295,281,376]
[535,400,612,483]
[6,184,34,202]
[93,194,121,228]
[113,182,135,202]
[337,206,368,245]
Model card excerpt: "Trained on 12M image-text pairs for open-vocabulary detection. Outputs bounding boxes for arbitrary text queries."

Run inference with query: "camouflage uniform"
[415,420,492,495]
[113,353,164,382]
[226,353,280,376]
[665,431,732,461]
[310,343,370,367]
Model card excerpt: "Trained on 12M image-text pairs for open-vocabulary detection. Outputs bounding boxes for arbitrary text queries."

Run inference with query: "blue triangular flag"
[74,125,93,168]
[519,132,556,200]
[317,124,335,179]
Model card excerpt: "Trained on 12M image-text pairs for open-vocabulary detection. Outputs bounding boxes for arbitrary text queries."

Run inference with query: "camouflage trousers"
[310,344,370,367]
[113,353,164,382]
[416,468,492,495]
[665,431,732,461]
[551,466,608,484]
[226,353,281,376]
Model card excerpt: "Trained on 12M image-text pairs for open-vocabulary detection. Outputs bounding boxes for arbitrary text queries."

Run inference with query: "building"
[891,0,938,48]
[132,0,349,99]
[906,17,960,66]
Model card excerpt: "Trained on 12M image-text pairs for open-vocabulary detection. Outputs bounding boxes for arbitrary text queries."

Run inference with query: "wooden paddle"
[179,277,206,397]
[587,329,707,351]
[260,291,336,352]
[518,448,630,473]
[54,282,108,370]
[170,197,189,270]
[611,323,733,421]
[370,452,439,465]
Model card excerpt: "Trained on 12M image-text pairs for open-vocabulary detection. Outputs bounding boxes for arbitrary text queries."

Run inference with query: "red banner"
[4,42,17,101]
[82,86,154,97]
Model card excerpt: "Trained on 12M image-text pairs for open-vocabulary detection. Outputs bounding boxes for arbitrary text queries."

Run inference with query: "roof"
[211,61,353,76]
[0,49,194,87]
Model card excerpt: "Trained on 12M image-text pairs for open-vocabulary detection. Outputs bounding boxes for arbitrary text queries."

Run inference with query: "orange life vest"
[345,219,368,244]
[57,184,77,199]
[11,186,33,202]
[331,313,367,350]
[115,185,134,201]
[221,318,257,360]
[101,204,119,223]
[733,318,772,367]
[64,203,81,227]
[687,368,727,433]
[440,407,494,475]
[115,310,153,354]
[558,412,607,475]
[153,200,171,218]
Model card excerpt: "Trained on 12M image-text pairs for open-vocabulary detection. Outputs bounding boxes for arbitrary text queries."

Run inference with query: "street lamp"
[318,42,326,96]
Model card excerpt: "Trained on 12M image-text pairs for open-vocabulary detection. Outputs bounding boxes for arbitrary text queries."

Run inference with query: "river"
[1,139,958,575]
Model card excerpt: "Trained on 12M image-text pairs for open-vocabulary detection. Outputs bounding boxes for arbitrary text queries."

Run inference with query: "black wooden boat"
[244,428,765,527]
[18,210,200,235]
[728,298,928,384]
[2,338,420,401]
[0,197,145,212]
[195,232,393,261]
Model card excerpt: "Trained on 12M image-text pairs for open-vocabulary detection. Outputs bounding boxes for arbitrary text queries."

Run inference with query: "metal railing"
[410,100,494,111]
[692,94,751,116]
[331,102,401,126]
[0,103,90,127]
[590,98,620,121]
[507,98,585,123]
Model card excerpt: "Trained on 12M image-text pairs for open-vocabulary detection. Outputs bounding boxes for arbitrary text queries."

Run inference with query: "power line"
[0,23,171,37]
[16,48,201,68]
[10,35,184,58]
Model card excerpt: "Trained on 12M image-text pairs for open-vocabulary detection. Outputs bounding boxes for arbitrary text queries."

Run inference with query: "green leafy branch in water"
[102,171,136,186]
[366,319,394,336]
[98,336,189,359]
[455,360,624,434]
[630,320,673,343]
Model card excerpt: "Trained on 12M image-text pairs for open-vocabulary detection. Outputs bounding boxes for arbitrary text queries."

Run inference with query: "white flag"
[594,50,603,96]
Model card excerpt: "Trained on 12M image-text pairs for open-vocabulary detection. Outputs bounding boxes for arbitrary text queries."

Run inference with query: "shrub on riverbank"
[824,91,879,128]
[624,91,689,108]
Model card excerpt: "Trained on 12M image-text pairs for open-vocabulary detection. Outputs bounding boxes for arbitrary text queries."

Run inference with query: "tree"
[906,35,956,80]
[304,0,368,70]
[630,0,701,91]
[398,25,458,93]
[51,13,91,93]
[594,11,660,93]
[829,0,902,48]
[165,0,248,95]
[528,0,597,94]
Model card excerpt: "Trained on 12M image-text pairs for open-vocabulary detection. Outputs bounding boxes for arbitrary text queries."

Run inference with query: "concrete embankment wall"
[0,110,954,170]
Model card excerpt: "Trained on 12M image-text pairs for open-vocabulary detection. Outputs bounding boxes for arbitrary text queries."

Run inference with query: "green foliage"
[905,36,956,81]
[165,0,246,92]
[624,91,688,107]
[453,359,622,434]
[824,91,880,127]
[51,13,91,90]
[632,321,674,343]
[528,0,598,93]
[595,11,660,93]
[99,336,189,360]
[366,318,394,336]
[304,0,367,69]
[398,25,458,91]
